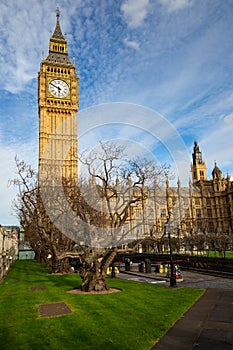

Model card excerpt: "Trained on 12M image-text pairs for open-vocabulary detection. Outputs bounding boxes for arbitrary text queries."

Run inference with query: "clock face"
[48,79,69,98]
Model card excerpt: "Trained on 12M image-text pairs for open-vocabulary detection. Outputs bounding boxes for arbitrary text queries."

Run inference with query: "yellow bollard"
[159,265,164,273]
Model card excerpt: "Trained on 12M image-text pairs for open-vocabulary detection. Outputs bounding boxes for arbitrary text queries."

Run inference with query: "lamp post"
[165,220,177,288]
[165,177,177,287]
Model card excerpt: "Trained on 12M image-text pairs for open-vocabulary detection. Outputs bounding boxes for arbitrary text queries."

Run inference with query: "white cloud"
[78,103,190,184]
[121,0,150,28]
[0,1,51,93]
[0,0,81,93]
[0,145,19,225]
[198,117,233,178]
[158,0,193,13]
[123,38,140,50]
[0,133,38,225]
[223,112,233,124]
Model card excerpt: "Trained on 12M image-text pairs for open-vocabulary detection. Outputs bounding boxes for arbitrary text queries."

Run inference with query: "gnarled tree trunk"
[79,248,118,292]
[51,257,73,274]
[80,260,109,292]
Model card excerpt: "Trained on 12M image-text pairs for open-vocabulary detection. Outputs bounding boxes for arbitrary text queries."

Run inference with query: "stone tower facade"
[191,141,207,182]
[38,8,78,183]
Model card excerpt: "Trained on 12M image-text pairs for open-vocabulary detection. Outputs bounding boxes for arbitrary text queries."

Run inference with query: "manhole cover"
[31,286,46,291]
[39,302,72,317]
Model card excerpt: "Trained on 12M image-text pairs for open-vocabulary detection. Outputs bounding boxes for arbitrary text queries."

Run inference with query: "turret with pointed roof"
[212,162,222,180]
[191,141,207,182]
[44,7,72,66]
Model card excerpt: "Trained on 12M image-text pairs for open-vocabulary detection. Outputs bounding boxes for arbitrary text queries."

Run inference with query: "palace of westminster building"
[38,9,233,241]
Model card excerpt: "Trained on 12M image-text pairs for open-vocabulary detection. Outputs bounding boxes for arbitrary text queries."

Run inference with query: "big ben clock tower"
[38,7,78,183]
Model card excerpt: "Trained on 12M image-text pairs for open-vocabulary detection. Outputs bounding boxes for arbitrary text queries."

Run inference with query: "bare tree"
[11,142,170,292]
[10,157,75,272]
[74,141,170,291]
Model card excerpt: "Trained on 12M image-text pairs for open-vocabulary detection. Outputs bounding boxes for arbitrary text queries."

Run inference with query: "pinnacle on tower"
[51,7,66,41]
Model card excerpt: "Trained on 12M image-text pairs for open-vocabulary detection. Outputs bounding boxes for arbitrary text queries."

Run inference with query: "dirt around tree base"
[67,288,121,295]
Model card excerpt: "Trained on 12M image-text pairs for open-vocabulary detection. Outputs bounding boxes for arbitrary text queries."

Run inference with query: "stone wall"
[0,226,19,279]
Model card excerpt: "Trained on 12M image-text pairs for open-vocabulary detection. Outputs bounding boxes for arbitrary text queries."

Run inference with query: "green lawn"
[0,260,204,350]
[204,251,233,259]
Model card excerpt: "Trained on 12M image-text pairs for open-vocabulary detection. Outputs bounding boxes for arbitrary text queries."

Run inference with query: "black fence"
[114,253,233,277]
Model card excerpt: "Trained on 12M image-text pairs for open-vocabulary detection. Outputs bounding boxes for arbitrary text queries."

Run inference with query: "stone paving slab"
[210,303,233,323]
[193,329,232,350]
[151,289,233,350]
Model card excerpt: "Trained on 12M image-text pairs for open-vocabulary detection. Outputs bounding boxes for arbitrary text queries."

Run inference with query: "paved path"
[118,269,233,289]
[118,270,233,349]
[180,271,233,290]
[151,288,233,350]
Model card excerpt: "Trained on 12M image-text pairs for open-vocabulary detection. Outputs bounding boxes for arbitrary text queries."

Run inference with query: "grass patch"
[0,260,204,350]
[204,251,233,259]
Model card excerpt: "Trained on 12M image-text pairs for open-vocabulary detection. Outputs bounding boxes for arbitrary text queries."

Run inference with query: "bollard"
[145,259,151,273]
[125,258,131,271]
[139,261,145,273]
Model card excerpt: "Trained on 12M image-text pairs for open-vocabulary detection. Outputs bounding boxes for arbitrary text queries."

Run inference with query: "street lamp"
[165,220,177,288]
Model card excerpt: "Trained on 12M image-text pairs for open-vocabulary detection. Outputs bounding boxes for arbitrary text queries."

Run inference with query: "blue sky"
[0,0,233,225]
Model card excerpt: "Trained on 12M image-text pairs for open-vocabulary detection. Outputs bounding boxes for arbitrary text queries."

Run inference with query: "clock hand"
[50,82,61,91]
[50,82,58,89]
